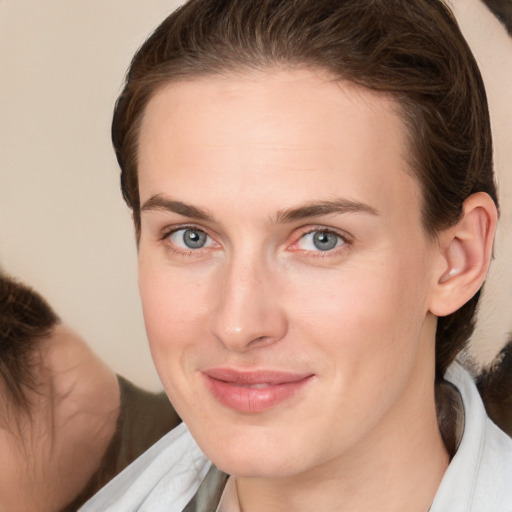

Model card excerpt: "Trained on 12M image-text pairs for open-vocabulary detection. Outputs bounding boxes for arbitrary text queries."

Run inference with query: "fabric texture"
[78,422,212,511]
[430,363,512,512]
[62,376,180,511]
[79,363,512,512]
[215,477,240,512]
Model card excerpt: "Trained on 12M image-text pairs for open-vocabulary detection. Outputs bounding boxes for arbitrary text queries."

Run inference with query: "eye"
[168,228,214,250]
[296,230,345,252]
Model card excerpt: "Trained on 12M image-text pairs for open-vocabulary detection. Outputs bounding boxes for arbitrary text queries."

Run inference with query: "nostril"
[247,335,275,348]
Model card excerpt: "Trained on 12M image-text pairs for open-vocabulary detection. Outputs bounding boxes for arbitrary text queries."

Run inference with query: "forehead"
[137,69,421,222]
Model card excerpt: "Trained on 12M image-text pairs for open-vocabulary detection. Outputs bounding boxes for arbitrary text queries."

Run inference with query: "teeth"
[239,383,271,389]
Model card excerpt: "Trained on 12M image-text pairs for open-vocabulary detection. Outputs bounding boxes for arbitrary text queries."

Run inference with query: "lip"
[202,368,314,413]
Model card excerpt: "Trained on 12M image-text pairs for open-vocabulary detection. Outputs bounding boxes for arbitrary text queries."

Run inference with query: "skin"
[136,68,474,511]
[0,324,120,512]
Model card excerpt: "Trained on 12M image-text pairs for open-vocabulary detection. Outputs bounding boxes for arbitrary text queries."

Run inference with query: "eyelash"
[159,225,216,256]
[159,225,351,258]
[289,227,351,257]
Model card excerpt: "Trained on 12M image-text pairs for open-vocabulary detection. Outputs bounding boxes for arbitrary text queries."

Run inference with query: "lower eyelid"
[161,226,221,255]
[158,225,349,256]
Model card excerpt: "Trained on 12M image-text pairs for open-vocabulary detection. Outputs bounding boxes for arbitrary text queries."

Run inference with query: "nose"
[209,252,288,352]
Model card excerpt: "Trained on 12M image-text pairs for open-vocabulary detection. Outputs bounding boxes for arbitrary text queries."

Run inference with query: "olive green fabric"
[182,465,229,512]
[61,376,181,511]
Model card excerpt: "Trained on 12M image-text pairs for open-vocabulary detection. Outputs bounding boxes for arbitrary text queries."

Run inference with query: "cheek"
[287,251,431,370]
[289,262,414,333]
[293,258,431,430]
[138,268,213,415]
[138,261,211,364]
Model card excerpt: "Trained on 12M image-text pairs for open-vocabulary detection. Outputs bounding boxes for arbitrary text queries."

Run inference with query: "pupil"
[184,229,206,249]
[313,231,337,251]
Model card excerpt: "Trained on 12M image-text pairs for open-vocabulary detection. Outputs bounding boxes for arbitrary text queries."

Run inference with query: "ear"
[429,192,498,317]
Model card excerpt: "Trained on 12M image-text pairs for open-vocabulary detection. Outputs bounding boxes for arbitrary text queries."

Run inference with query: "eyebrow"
[141,195,215,222]
[274,199,379,223]
[141,195,379,223]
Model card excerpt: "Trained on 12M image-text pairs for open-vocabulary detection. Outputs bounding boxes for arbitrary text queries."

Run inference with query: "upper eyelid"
[160,224,212,239]
[301,228,346,240]
[161,224,350,238]
[161,226,218,255]
[294,225,352,243]
[285,227,353,259]
[157,223,353,249]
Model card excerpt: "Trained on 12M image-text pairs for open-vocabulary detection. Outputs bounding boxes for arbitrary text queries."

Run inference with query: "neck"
[237,405,448,512]
[236,334,449,512]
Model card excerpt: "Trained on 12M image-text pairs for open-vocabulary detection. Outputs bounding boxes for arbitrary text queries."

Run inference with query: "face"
[137,69,441,479]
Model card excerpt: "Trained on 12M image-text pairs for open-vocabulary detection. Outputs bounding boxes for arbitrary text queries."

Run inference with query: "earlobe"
[429,192,498,317]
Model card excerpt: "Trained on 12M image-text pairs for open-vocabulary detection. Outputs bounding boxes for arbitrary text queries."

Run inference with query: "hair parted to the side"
[0,272,60,416]
[112,0,497,379]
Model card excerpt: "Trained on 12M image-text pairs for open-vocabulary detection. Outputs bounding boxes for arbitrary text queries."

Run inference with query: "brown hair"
[477,341,512,435]
[112,0,497,379]
[0,272,59,415]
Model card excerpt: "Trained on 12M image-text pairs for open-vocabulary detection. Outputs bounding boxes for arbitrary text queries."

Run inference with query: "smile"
[202,368,314,413]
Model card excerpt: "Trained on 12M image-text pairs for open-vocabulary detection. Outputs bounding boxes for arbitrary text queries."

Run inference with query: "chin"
[190,423,311,478]
[211,451,301,479]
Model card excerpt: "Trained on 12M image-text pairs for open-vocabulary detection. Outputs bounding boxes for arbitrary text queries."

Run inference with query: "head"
[0,271,59,416]
[113,0,497,380]
[0,272,121,512]
[112,0,498,477]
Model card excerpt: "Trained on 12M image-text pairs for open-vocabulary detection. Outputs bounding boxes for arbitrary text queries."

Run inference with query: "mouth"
[202,368,314,413]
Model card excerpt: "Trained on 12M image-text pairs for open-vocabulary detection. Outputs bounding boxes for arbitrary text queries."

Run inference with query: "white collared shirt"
[430,363,512,511]
[79,422,212,511]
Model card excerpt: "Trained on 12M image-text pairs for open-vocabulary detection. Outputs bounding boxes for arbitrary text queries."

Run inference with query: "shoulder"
[79,422,211,512]
[471,407,512,511]
[431,363,512,512]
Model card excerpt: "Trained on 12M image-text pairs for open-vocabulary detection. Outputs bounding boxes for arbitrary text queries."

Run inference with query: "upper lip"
[202,368,314,385]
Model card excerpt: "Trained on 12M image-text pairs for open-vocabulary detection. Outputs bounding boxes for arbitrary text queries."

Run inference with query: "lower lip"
[203,374,313,413]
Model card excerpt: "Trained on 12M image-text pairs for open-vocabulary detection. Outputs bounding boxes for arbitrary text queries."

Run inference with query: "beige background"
[1,0,511,391]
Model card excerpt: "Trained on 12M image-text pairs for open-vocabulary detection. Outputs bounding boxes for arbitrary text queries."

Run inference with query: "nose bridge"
[210,246,286,350]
